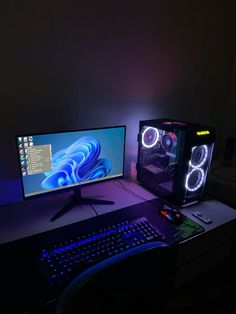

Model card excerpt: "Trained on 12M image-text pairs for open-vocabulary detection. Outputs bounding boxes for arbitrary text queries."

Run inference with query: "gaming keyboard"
[40,217,163,287]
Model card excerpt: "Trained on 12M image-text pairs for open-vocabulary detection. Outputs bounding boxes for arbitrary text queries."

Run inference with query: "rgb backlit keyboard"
[40,217,163,287]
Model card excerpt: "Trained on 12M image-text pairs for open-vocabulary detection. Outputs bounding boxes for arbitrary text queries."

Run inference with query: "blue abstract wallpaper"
[41,136,112,189]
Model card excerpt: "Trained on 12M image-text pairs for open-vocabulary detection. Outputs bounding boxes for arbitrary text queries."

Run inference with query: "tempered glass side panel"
[138,126,181,196]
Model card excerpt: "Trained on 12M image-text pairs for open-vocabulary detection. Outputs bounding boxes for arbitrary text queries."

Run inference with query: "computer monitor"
[16,126,126,221]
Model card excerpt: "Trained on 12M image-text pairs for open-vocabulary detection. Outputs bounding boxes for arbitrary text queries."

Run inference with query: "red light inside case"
[161,210,168,216]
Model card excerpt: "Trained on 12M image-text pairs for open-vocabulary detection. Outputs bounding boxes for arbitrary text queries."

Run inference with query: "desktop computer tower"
[136,119,216,207]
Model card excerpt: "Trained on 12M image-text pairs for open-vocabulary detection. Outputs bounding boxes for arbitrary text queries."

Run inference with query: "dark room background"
[0,1,235,204]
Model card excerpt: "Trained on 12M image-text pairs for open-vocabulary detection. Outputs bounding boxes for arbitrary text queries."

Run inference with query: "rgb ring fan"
[142,127,159,148]
[190,145,208,168]
[185,168,205,192]
[161,132,177,152]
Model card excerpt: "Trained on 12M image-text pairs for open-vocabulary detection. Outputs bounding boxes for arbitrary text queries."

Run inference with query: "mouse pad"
[165,214,205,244]
[140,198,205,245]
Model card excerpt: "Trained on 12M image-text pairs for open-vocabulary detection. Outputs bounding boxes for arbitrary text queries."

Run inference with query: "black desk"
[1,179,236,313]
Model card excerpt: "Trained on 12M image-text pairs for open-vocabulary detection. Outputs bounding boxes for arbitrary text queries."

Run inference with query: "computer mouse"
[159,205,183,224]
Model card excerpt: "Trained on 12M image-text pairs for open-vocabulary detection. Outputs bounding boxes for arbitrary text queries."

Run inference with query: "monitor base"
[50,188,114,222]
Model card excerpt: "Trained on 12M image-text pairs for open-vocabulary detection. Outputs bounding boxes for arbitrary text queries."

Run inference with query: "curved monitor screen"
[16,126,126,198]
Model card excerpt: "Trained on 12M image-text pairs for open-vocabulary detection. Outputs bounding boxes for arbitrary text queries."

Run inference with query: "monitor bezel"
[16,125,126,200]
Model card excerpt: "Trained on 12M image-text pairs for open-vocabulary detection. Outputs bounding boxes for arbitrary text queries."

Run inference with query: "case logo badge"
[196,130,210,136]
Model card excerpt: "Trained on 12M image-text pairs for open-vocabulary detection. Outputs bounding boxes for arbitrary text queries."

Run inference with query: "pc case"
[136,119,215,207]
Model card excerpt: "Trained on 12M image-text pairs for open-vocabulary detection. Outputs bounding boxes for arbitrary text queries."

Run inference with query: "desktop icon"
[22,171,27,176]
[24,137,28,142]
[19,143,23,148]
[24,143,28,148]
[20,155,25,160]
[20,149,24,155]
[18,137,22,142]
[29,142,33,146]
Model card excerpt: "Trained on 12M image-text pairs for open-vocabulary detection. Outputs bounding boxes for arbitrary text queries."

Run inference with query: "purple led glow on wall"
[0,178,22,206]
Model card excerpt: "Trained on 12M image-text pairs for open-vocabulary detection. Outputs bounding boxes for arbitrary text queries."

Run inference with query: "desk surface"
[0,178,236,245]
[1,178,236,314]
[0,179,155,244]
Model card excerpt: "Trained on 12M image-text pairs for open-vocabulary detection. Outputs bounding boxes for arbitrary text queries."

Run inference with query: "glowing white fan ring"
[185,168,205,192]
[190,145,208,168]
[141,127,159,148]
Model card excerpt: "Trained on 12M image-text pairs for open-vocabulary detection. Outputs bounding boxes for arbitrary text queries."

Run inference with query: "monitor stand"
[50,187,115,222]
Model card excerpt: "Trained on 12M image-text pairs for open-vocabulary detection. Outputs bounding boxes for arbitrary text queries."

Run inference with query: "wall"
[0,1,235,203]
[225,53,236,142]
